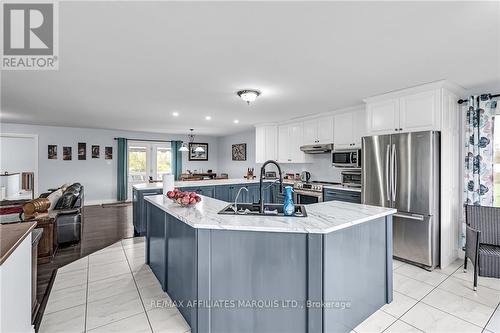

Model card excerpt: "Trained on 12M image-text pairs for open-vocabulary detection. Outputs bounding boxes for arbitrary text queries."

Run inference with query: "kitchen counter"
[133,178,270,191]
[145,194,394,234]
[0,221,37,265]
[0,221,37,333]
[145,194,394,333]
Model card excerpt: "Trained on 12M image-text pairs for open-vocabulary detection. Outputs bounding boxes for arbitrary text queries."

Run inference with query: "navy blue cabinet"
[214,185,231,202]
[133,187,163,236]
[323,188,361,204]
[180,186,215,198]
[230,184,261,204]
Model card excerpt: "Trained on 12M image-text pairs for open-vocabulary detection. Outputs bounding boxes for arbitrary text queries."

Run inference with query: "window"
[128,145,148,183]
[155,147,172,180]
[127,141,172,198]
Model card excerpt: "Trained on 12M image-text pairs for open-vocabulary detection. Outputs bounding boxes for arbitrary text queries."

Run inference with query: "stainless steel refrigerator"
[362,131,440,270]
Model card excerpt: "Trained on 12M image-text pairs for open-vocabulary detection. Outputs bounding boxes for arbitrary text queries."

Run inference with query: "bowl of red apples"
[166,189,202,207]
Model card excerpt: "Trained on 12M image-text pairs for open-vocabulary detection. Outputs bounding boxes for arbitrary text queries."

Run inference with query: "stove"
[293,181,342,204]
[294,182,323,192]
[293,181,341,192]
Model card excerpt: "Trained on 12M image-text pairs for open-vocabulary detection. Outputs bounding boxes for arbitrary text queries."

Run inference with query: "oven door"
[294,190,323,204]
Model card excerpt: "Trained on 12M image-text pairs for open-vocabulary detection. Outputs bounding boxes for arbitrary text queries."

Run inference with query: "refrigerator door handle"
[394,213,425,221]
[391,144,397,201]
[385,144,391,201]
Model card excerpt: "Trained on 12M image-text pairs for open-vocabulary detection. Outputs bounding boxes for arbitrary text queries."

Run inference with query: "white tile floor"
[40,237,500,333]
[356,258,500,333]
[39,237,190,333]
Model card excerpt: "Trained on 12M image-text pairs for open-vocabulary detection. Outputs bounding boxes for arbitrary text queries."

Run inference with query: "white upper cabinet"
[366,99,399,134]
[303,119,318,145]
[255,125,278,163]
[302,116,334,145]
[399,90,440,132]
[289,122,304,162]
[351,109,366,147]
[317,116,334,144]
[278,124,290,163]
[334,112,353,150]
[364,81,458,136]
[277,122,308,163]
[334,109,365,149]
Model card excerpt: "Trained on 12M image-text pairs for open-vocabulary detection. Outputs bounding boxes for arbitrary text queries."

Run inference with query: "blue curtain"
[117,138,128,201]
[171,141,182,180]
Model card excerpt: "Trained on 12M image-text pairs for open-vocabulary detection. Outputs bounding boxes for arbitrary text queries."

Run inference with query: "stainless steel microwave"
[332,149,361,168]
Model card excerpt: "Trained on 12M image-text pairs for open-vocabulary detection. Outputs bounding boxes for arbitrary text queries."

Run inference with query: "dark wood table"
[33,217,57,264]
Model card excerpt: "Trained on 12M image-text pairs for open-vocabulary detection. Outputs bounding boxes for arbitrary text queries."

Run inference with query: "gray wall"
[217,129,342,182]
[216,130,257,179]
[0,136,36,174]
[0,123,219,204]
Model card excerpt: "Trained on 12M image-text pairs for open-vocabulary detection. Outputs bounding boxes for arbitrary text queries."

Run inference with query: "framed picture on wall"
[92,145,100,158]
[63,146,72,160]
[78,142,86,160]
[232,143,247,161]
[48,145,57,159]
[188,143,208,161]
[105,146,113,160]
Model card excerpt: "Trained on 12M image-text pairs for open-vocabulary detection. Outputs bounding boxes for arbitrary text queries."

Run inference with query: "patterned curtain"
[464,95,497,206]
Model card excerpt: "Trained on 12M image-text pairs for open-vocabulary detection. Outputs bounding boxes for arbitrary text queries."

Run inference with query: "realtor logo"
[2,1,58,70]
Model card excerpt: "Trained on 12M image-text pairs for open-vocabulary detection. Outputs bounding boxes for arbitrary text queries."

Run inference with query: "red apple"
[195,196,202,203]
[181,196,190,205]
[166,191,175,199]
[189,197,197,205]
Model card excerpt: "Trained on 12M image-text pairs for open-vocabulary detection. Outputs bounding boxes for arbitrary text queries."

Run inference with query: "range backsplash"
[272,153,343,183]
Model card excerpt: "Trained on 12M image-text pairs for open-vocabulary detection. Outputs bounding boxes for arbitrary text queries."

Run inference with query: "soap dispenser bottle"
[283,186,295,216]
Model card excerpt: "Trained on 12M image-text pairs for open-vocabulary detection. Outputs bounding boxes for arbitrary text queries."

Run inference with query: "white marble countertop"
[132,178,273,190]
[145,194,395,234]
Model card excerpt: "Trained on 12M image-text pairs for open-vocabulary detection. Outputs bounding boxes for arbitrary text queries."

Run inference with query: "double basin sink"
[218,203,307,217]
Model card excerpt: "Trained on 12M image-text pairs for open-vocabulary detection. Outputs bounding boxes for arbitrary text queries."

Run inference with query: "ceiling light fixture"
[172,112,179,117]
[233,120,239,124]
[179,128,205,153]
[236,89,261,105]
[205,116,211,120]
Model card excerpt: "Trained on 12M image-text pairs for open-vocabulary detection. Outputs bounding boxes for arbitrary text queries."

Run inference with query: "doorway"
[0,133,38,201]
[127,141,172,198]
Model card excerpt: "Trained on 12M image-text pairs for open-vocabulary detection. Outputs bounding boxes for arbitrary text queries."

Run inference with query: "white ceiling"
[1,1,499,135]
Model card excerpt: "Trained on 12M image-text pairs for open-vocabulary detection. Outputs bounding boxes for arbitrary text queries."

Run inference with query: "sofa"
[39,183,84,245]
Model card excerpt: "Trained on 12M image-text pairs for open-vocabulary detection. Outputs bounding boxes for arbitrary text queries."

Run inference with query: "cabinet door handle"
[399,128,403,131]
[395,128,398,131]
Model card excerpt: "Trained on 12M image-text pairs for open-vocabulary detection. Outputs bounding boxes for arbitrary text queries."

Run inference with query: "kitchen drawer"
[323,189,361,204]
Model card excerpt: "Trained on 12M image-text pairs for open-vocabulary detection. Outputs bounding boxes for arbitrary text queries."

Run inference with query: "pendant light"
[179,128,205,152]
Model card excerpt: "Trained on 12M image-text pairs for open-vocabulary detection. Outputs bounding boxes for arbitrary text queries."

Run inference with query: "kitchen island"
[144,194,396,333]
